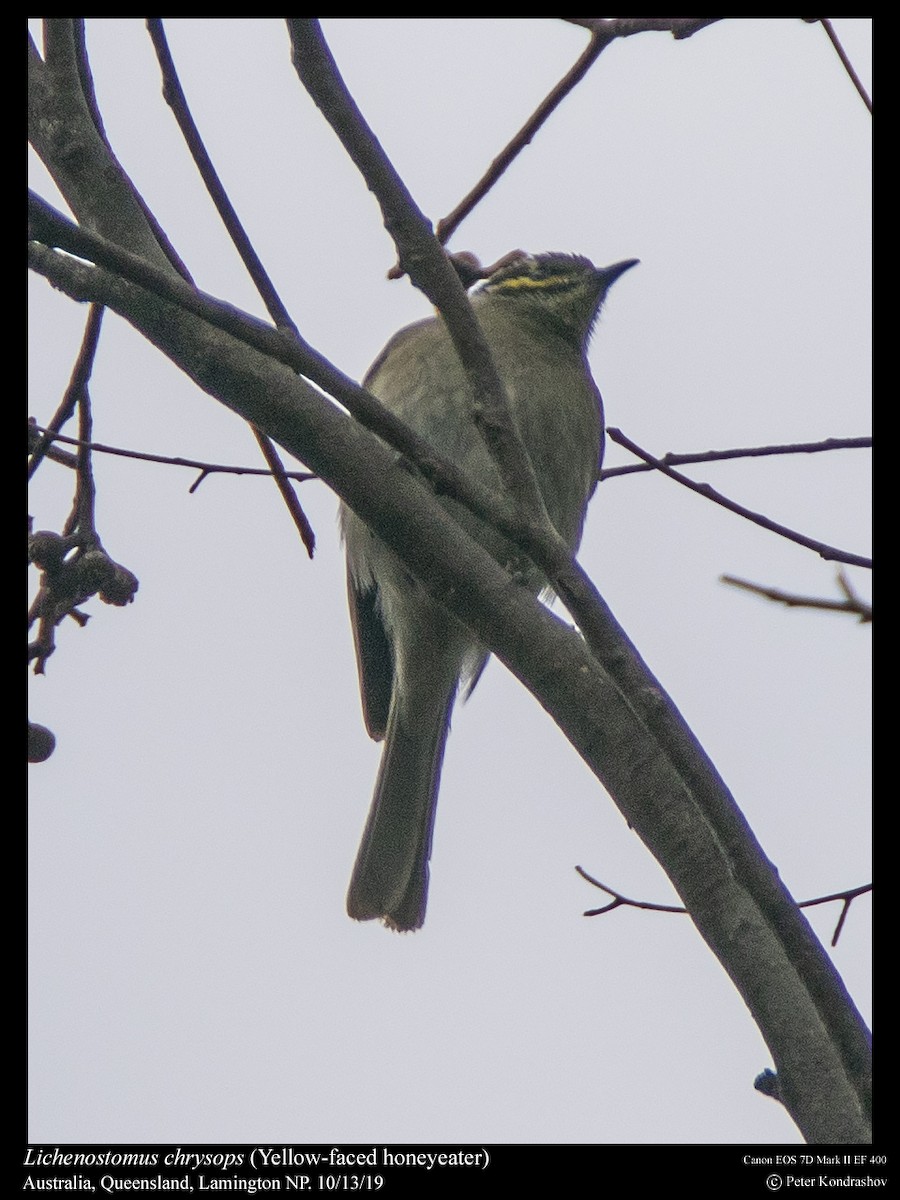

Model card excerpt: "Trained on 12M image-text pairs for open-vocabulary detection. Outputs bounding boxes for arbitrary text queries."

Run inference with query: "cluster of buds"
[28,526,140,758]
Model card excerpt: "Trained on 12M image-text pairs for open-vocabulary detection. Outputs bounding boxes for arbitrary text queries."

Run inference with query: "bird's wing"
[346,569,393,742]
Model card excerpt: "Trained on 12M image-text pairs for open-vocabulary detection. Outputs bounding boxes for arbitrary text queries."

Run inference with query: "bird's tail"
[346,685,456,931]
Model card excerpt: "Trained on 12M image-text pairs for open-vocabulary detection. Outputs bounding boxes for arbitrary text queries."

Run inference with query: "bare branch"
[145,19,296,334]
[28,235,873,1140]
[600,435,871,480]
[434,31,610,247]
[27,302,139,675]
[578,866,872,947]
[575,866,685,915]
[818,18,872,112]
[798,884,873,948]
[28,20,872,1141]
[27,194,528,552]
[30,19,186,273]
[29,423,317,489]
[721,572,872,623]
[608,428,872,570]
[286,18,555,536]
[564,18,723,40]
[145,18,316,552]
[432,20,722,254]
[28,304,105,479]
[250,426,316,556]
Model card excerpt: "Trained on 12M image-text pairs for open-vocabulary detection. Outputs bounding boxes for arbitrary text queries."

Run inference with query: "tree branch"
[29,423,317,490]
[818,18,872,112]
[28,236,872,1142]
[608,428,872,570]
[287,18,555,537]
[436,19,724,248]
[28,18,872,1143]
[600,436,871,479]
[721,572,872,623]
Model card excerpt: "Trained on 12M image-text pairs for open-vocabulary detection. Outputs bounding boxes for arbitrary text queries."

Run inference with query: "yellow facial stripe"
[488,273,579,293]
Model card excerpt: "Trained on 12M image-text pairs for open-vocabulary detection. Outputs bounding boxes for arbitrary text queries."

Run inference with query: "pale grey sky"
[28,18,871,1144]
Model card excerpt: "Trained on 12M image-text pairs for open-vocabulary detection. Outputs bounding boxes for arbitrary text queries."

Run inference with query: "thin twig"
[28,419,77,468]
[818,18,872,112]
[28,305,105,479]
[607,428,872,570]
[721,572,872,623]
[575,866,684,915]
[29,424,316,488]
[145,19,297,333]
[69,345,98,540]
[251,426,317,556]
[577,867,872,946]
[146,18,316,554]
[433,32,609,248]
[28,303,140,674]
[795,884,873,948]
[600,436,871,480]
[434,19,721,251]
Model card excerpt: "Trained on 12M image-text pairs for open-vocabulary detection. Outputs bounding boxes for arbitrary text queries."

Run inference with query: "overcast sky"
[28,18,871,1146]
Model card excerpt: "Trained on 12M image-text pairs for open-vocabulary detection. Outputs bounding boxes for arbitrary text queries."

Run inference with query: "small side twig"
[575,866,684,916]
[721,571,872,623]
[798,884,873,948]
[28,423,317,489]
[577,867,871,947]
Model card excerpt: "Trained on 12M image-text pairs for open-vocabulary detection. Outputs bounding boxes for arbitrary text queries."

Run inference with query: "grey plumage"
[341,253,637,930]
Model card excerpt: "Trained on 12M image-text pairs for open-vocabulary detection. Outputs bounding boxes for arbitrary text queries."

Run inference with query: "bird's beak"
[597,259,640,287]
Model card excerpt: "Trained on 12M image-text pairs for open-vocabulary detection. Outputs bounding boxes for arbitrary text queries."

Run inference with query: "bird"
[340,251,637,931]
